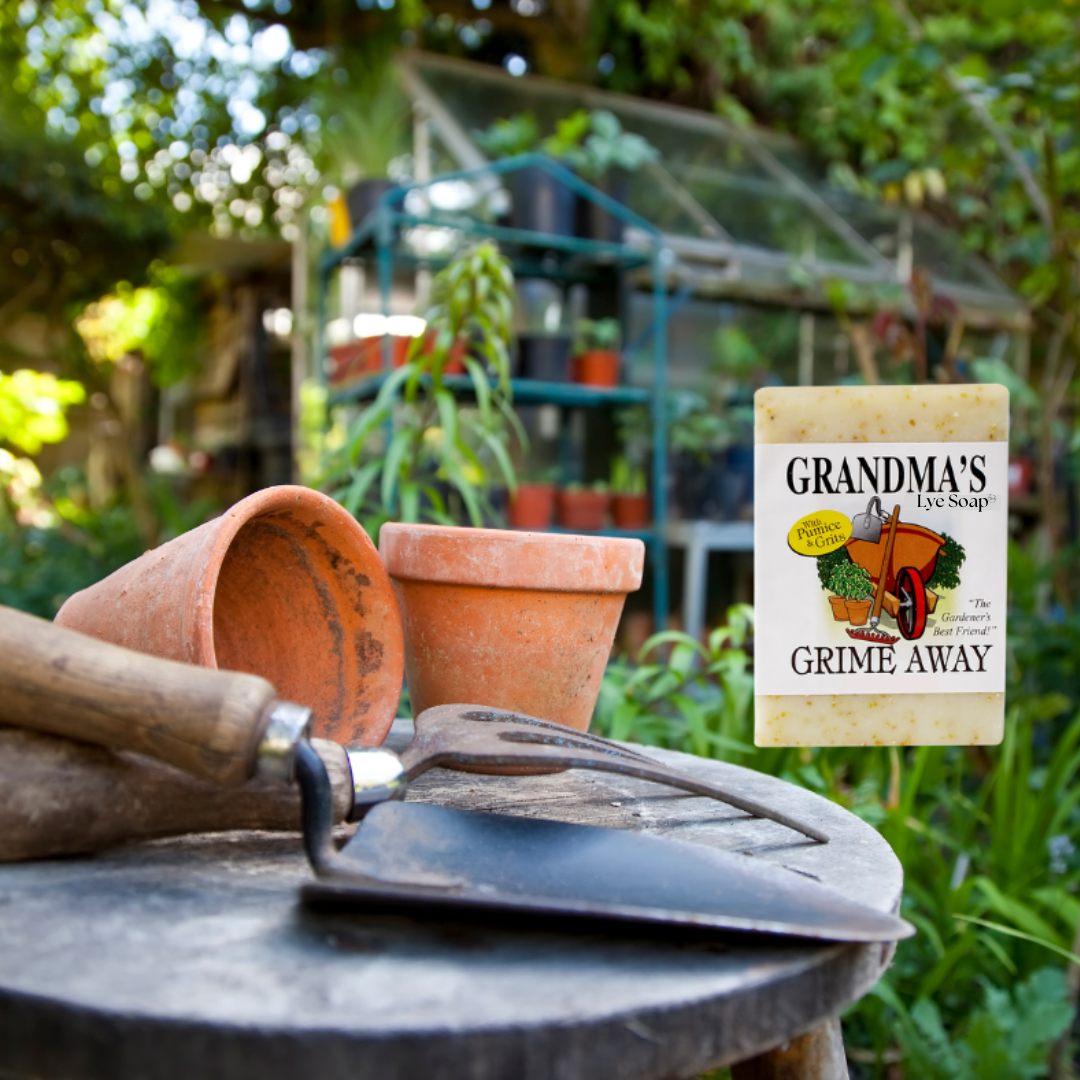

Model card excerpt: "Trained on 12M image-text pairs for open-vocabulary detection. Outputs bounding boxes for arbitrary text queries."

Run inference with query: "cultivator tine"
[404,705,830,844]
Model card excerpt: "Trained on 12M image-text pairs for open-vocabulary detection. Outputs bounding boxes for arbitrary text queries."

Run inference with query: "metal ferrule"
[254,702,313,785]
[345,748,408,822]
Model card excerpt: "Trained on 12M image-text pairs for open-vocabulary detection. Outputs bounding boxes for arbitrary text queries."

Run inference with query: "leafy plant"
[892,968,1071,1080]
[575,317,621,353]
[593,605,756,761]
[473,109,657,180]
[927,533,966,592]
[712,327,766,381]
[0,370,85,456]
[816,546,851,591]
[610,455,646,496]
[325,79,412,183]
[318,242,523,532]
[668,390,735,462]
[577,110,659,179]
[828,560,873,601]
[74,262,204,388]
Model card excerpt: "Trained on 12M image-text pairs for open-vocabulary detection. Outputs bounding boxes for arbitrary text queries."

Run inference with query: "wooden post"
[731,1018,849,1080]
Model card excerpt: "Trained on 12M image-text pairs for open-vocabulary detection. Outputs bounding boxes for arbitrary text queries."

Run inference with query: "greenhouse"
[319,52,1030,635]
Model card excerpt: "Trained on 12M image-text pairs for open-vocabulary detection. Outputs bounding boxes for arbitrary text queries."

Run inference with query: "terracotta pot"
[557,489,610,531]
[380,524,645,731]
[328,337,411,383]
[828,595,849,621]
[55,486,404,747]
[612,493,649,530]
[845,598,872,626]
[575,349,620,388]
[509,483,557,530]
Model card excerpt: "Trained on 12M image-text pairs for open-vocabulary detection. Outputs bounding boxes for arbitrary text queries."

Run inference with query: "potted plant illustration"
[557,480,611,531]
[573,317,621,387]
[828,561,875,626]
[610,456,649,529]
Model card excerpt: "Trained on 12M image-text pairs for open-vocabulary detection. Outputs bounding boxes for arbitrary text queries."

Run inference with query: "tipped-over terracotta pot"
[379,524,644,731]
[55,486,404,747]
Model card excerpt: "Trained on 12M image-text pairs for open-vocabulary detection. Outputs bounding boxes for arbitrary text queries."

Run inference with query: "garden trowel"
[0,606,911,943]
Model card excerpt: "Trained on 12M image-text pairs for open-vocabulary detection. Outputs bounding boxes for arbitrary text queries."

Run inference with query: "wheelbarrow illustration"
[844,497,945,644]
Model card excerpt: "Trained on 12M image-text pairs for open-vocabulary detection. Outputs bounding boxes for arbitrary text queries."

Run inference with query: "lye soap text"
[754,384,1009,747]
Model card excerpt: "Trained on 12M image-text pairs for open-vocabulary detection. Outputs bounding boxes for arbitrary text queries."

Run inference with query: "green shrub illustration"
[828,560,874,601]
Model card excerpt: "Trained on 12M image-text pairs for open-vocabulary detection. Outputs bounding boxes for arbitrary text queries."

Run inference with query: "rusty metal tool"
[0,606,910,942]
[346,704,830,843]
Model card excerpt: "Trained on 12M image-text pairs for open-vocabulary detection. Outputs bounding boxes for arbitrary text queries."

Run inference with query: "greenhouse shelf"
[318,153,671,632]
[329,374,651,408]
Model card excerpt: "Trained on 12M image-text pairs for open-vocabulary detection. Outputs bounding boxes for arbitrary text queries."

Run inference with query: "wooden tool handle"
[871,506,901,621]
[0,728,354,863]
[0,605,278,787]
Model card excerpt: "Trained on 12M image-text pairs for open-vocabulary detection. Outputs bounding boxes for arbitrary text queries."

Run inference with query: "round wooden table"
[0,724,902,1080]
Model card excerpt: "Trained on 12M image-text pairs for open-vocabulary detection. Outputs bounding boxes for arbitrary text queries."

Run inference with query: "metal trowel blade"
[301,802,912,944]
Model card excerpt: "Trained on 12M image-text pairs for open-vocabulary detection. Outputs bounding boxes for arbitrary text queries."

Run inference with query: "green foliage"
[816,546,851,590]
[594,605,756,761]
[318,242,522,532]
[828,559,873,600]
[0,466,216,618]
[927,533,966,592]
[574,317,621,353]
[712,327,765,380]
[74,262,203,388]
[473,109,658,179]
[894,969,1071,1080]
[325,77,412,184]
[610,455,646,495]
[0,371,85,455]
[668,390,734,462]
[473,114,543,159]
[0,0,419,239]
[595,572,1080,1075]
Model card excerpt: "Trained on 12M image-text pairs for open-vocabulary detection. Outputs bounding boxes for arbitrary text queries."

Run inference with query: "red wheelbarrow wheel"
[896,566,928,640]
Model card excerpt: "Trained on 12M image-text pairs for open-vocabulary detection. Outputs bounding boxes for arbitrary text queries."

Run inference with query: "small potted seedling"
[557,480,611,531]
[574,317,621,387]
[828,561,874,626]
[610,455,648,529]
[509,467,560,530]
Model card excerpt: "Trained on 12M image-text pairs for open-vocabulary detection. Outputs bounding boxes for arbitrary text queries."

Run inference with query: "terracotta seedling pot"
[574,349,620,388]
[380,524,645,731]
[612,493,650,530]
[828,595,849,621]
[55,486,404,747]
[508,483,557,530]
[845,598,872,626]
[557,489,610,531]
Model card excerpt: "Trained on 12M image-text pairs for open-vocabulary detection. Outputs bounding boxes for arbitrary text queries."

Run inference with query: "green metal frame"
[317,153,671,631]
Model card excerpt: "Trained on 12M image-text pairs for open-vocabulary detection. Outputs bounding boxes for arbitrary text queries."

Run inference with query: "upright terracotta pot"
[508,482,556,530]
[55,486,404,747]
[380,524,644,731]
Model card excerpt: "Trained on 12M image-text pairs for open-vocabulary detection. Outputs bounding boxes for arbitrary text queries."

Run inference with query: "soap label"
[754,441,1008,696]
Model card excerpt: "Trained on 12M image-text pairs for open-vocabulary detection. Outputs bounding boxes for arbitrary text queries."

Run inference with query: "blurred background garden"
[2,0,1080,1074]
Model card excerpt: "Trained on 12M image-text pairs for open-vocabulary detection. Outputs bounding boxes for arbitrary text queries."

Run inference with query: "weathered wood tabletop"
[0,721,902,1080]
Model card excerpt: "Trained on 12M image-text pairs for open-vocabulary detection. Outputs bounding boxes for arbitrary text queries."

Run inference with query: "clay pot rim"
[183,485,371,668]
[379,522,644,593]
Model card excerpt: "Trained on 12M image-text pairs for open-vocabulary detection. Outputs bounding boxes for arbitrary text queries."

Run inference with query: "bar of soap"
[754,384,1009,747]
